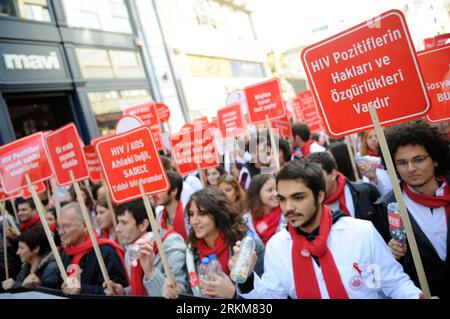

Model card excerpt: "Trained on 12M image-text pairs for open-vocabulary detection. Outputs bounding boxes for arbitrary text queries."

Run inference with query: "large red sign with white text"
[170,128,220,176]
[0,132,53,193]
[96,127,169,204]
[217,104,245,138]
[123,102,163,150]
[301,10,430,137]
[45,123,89,186]
[245,78,286,124]
[84,146,102,182]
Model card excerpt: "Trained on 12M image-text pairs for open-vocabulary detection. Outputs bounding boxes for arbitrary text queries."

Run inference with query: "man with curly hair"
[377,119,450,299]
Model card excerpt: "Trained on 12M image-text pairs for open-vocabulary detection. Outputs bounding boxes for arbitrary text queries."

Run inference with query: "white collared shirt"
[403,183,447,261]
[239,217,420,299]
[326,184,355,218]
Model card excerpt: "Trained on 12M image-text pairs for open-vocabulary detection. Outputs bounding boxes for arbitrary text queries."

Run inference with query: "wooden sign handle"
[100,174,118,239]
[1,203,9,280]
[25,175,68,282]
[69,171,113,290]
[344,136,361,182]
[50,177,62,221]
[197,162,206,189]
[139,181,173,279]
[265,115,281,172]
[368,105,431,298]
[10,199,19,223]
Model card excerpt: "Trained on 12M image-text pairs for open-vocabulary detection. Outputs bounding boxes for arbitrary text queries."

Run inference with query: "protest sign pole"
[139,181,173,279]
[265,115,281,171]
[1,202,20,237]
[368,105,431,298]
[69,171,113,290]
[197,162,206,189]
[83,180,95,205]
[345,136,361,182]
[100,173,118,236]
[10,199,19,223]
[25,174,68,282]
[1,202,9,279]
[50,177,61,220]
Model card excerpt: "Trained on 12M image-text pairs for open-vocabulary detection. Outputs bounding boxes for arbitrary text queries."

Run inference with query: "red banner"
[96,127,169,204]
[84,146,102,182]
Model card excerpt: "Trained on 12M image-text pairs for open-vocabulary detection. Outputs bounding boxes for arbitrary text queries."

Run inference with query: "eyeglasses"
[395,155,430,169]
[56,222,83,232]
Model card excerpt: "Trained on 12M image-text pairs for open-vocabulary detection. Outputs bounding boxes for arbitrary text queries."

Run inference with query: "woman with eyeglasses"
[1,225,60,291]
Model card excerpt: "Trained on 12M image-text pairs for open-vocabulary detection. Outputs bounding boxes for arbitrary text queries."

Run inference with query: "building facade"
[0,0,174,145]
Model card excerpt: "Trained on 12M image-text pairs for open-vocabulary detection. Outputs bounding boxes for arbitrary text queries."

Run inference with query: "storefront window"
[0,0,51,23]
[62,0,132,34]
[76,48,145,79]
[88,89,152,135]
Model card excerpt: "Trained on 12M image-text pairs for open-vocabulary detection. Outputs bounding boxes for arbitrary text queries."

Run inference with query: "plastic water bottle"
[355,155,381,169]
[230,237,255,284]
[198,257,212,281]
[387,202,406,244]
[209,254,223,274]
[129,245,142,267]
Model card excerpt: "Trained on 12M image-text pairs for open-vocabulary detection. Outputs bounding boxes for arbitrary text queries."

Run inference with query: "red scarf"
[324,173,351,216]
[290,205,348,299]
[195,233,230,275]
[64,235,128,287]
[160,201,188,242]
[301,139,315,157]
[253,206,282,245]
[403,176,450,223]
[49,223,57,233]
[19,214,41,232]
[366,148,379,157]
[129,230,174,296]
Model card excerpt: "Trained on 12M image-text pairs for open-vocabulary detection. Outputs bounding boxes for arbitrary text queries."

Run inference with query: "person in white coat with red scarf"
[232,158,423,299]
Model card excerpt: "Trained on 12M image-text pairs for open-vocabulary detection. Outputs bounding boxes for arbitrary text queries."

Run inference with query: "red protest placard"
[170,130,197,176]
[123,102,163,150]
[91,133,114,147]
[45,123,89,186]
[271,116,293,142]
[417,44,450,123]
[21,181,46,199]
[297,91,324,133]
[0,132,53,193]
[292,97,303,121]
[96,126,169,204]
[245,78,286,124]
[193,116,209,130]
[156,103,171,123]
[217,104,245,138]
[84,146,102,182]
[301,9,430,137]
[170,128,220,176]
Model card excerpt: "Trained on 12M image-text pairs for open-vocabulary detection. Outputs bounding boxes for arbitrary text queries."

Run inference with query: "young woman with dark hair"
[245,174,284,245]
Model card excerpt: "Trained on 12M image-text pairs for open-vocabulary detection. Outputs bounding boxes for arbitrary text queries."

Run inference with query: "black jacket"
[61,244,128,295]
[12,254,61,290]
[343,179,390,242]
[374,174,450,299]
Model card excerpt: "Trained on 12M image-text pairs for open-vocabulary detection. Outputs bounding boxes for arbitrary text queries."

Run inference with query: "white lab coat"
[239,217,421,299]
